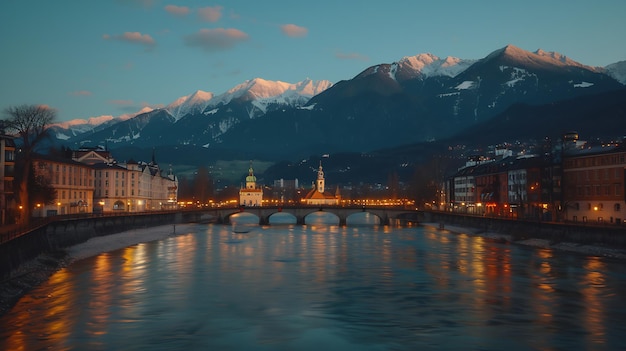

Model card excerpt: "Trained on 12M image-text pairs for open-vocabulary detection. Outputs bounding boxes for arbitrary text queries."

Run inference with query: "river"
[1,212,625,350]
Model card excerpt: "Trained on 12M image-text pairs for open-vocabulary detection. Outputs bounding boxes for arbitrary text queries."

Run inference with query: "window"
[615,203,621,212]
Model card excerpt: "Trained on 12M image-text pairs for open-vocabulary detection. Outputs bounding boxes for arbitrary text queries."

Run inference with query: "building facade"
[562,144,626,224]
[93,159,178,212]
[32,154,95,217]
[0,134,16,224]
[239,163,263,206]
[449,154,554,219]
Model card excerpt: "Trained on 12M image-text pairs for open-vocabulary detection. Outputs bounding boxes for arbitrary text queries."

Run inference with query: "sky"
[1,0,625,123]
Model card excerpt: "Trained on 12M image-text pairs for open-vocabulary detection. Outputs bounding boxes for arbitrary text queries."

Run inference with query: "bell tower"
[316,161,325,194]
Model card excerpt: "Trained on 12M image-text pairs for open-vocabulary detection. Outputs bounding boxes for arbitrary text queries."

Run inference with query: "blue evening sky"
[1,0,625,122]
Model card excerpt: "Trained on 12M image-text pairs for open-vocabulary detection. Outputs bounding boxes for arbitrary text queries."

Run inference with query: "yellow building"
[32,154,95,217]
[239,163,263,206]
[303,161,340,206]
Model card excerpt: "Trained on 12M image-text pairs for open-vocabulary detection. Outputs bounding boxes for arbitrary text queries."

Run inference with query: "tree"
[2,104,56,222]
[28,164,57,209]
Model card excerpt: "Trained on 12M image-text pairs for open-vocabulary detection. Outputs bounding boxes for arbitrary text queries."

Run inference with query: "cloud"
[109,99,134,106]
[103,32,156,50]
[116,0,156,8]
[280,24,308,38]
[184,28,249,52]
[335,51,369,61]
[198,6,223,22]
[165,5,190,16]
[69,90,93,97]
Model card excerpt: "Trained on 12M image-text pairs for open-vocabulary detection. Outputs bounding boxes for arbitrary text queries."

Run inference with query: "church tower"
[246,162,257,189]
[239,161,263,206]
[316,161,325,194]
[303,159,339,206]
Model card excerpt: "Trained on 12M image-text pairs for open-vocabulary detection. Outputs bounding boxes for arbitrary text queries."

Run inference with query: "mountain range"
[49,44,626,180]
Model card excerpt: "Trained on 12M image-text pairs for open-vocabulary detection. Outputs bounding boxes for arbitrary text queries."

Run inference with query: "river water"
[1,212,625,350]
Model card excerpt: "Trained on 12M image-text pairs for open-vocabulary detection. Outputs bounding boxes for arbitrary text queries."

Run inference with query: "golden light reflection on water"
[581,257,608,346]
[1,224,625,350]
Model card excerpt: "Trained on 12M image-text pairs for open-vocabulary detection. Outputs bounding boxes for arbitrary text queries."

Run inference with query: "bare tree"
[2,104,56,222]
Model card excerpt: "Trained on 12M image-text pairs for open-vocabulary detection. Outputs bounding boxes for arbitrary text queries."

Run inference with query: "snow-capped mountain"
[212,44,625,157]
[49,107,153,141]
[356,53,476,82]
[59,78,332,149]
[165,90,213,121]
[53,44,625,160]
[204,78,332,118]
[605,61,626,84]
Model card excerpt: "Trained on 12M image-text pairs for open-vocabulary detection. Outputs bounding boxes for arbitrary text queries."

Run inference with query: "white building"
[239,162,263,206]
[77,148,178,213]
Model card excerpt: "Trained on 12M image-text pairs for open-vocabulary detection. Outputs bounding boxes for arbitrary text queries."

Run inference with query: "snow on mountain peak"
[165,90,213,121]
[605,60,626,84]
[50,115,115,129]
[487,44,596,71]
[213,78,332,107]
[393,53,475,80]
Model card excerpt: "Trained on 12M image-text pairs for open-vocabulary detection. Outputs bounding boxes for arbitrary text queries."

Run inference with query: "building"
[562,142,626,224]
[32,154,95,217]
[302,161,340,206]
[92,157,178,212]
[449,154,554,219]
[0,134,16,225]
[239,162,263,206]
[72,146,115,165]
[271,178,300,204]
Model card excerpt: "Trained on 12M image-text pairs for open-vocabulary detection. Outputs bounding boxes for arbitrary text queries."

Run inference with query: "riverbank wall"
[424,211,626,248]
[0,212,189,281]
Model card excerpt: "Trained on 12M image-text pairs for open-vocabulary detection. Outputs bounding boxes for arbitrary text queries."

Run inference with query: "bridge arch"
[268,212,297,224]
[203,206,421,226]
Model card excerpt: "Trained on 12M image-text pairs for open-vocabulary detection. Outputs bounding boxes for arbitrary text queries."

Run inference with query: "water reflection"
[1,223,626,350]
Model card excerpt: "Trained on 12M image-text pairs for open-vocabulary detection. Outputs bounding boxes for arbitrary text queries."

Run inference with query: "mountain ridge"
[52,44,625,163]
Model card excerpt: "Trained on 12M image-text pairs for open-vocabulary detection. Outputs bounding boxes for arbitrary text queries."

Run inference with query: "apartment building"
[0,134,16,224]
[562,143,626,224]
[32,154,95,217]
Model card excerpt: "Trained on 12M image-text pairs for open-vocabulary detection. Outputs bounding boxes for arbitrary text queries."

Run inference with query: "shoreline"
[422,222,626,260]
[2,222,626,317]
[0,223,194,317]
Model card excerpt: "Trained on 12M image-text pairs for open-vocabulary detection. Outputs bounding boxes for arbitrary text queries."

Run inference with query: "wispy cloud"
[116,0,156,8]
[165,5,190,16]
[280,24,308,38]
[103,32,156,50]
[335,51,369,61]
[198,6,223,22]
[184,28,249,52]
[69,90,93,97]
[109,99,135,107]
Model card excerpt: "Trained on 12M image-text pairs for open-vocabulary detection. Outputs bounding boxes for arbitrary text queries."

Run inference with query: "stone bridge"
[187,206,422,226]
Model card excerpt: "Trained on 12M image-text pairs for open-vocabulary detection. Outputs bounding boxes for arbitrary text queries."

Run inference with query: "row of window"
[572,203,622,211]
[99,170,136,179]
[571,168,623,181]
[567,154,626,168]
[574,184,622,197]
[58,190,90,200]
